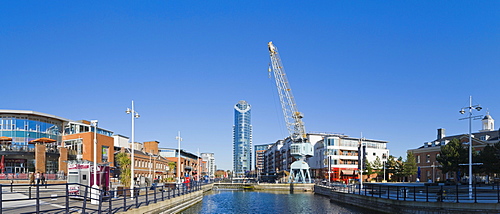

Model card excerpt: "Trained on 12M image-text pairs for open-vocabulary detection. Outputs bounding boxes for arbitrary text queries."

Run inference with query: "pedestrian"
[35,172,40,185]
[41,173,46,186]
[29,172,35,186]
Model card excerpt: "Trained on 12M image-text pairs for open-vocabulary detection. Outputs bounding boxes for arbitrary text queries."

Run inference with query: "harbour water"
[181,189,374,214]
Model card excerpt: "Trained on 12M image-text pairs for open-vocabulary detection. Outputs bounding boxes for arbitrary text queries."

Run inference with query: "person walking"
[41,173,46,187]
[35,172,40,185]
[29,172,35,186]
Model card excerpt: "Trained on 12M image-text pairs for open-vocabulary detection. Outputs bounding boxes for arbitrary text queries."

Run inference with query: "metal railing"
[0,181,207,214]
[319,182,500,203]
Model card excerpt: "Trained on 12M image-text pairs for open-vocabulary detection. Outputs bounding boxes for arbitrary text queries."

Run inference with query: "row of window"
[416,154,440,164]
[0,117,62,135]
[325,138,387,149]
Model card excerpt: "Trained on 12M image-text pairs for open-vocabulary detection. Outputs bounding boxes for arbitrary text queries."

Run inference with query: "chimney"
[437,128,445,140]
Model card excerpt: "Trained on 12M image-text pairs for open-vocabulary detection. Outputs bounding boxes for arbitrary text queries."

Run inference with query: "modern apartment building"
[201,153,215,179]
[261,132,389,183]
[254,144,271,172]
[233,100,252,177]
[308,133,389,183]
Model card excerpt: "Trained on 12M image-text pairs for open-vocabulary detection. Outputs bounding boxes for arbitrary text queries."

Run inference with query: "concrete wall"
[118,184,213,214]
[314,185,500,214]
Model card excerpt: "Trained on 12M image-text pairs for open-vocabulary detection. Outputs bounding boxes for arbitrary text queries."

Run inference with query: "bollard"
[29,186,32,199]
[10,180,13,192]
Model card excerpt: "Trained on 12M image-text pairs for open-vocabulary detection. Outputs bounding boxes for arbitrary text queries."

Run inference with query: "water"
[181,190,372,214]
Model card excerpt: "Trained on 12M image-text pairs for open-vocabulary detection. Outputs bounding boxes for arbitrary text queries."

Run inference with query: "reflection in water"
[181,190,374,214]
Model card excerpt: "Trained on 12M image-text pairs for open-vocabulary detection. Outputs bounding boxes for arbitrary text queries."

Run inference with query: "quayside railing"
[318,182,500,203]
[0,181,207,214]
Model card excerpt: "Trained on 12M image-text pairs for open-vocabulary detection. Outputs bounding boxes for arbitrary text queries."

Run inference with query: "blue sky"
[1,1,499,170]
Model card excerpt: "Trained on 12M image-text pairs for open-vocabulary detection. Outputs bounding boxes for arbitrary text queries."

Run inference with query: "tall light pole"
[126,100,140,194]
[90,120,98,205]
[359,135,365,190]
[383,161,386,181]
[459,96,482,199]
[176,131,182,184]
[149,150,153,180]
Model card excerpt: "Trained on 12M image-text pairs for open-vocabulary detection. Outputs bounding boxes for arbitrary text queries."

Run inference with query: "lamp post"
[90,120,98,205]
[149,150,153,180]
[383,161,386,181]
[126,101,140,196]
[176,131,182,185]
[459,96,482,199]
[359,135,365,190]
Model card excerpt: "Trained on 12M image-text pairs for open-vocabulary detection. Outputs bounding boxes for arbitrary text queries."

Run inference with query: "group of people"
[29,172,46,186]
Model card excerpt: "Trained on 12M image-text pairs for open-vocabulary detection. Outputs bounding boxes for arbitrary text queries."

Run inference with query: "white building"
[308,133,389,182]
[201,153,216,179]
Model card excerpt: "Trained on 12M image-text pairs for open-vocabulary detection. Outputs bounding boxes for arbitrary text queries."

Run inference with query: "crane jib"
[267,41,314,183]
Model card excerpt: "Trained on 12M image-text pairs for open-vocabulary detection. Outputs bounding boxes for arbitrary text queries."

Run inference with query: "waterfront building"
[261,132,389,183]
[308,133,389,183]
[262,133,326,182]
[408,114,499,182]
[254,144,271,172]
[233,100,252,177]
[114,140,172,182]
[0,110,66,174]
[201,153,215,179]
[159,148,201,181]
[0,110,116,176]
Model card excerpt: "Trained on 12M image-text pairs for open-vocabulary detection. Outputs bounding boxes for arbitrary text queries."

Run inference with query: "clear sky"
[1,1,499,170]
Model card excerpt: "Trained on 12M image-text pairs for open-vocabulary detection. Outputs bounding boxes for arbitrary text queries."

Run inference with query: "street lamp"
[90,120,98,205]
[459,96,482,199]
[176,131,182,185]
[126,100,140,196]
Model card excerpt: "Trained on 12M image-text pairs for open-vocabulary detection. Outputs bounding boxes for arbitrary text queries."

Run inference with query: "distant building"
[254,144,271,172]
[158,148,201,181]
[201,153,215,179]
[261,132,389,183]
[408,113,499,182]
[233,100,252,177]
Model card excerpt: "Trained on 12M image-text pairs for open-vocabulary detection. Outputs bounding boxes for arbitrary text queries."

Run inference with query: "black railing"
[319,182,500,203]
[0,181,208,214]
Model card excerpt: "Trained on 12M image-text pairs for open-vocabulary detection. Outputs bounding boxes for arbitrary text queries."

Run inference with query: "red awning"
[29,137,57,144]
[0,136,12,141]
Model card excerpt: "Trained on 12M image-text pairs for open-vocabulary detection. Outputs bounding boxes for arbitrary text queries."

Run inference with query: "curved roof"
[0,109,70,123]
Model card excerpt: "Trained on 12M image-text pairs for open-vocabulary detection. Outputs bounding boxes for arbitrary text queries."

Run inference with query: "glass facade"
[233,100,252,177]
[0,115,63,145]
[0,111,67,174]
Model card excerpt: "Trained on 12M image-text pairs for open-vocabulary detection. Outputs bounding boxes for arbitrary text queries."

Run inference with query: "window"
[426,154,430,163]
[417,155,420,164]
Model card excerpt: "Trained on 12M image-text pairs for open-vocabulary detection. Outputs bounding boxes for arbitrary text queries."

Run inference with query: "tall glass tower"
[233,100,252,177]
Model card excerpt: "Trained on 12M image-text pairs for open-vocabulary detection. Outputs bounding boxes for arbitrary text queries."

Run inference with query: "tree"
[362,159,376,182]
[372,156,383,181]
[385,155,399,181]
[115,152,131,188]
[436,138,467,180]
[403,152,418,181]
[478,142,500,176]
[167,162,177,182]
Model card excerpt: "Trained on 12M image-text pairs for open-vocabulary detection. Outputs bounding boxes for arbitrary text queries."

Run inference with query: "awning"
[29,137,57,144]
[0,137,12,141]
[341,170,356,176]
